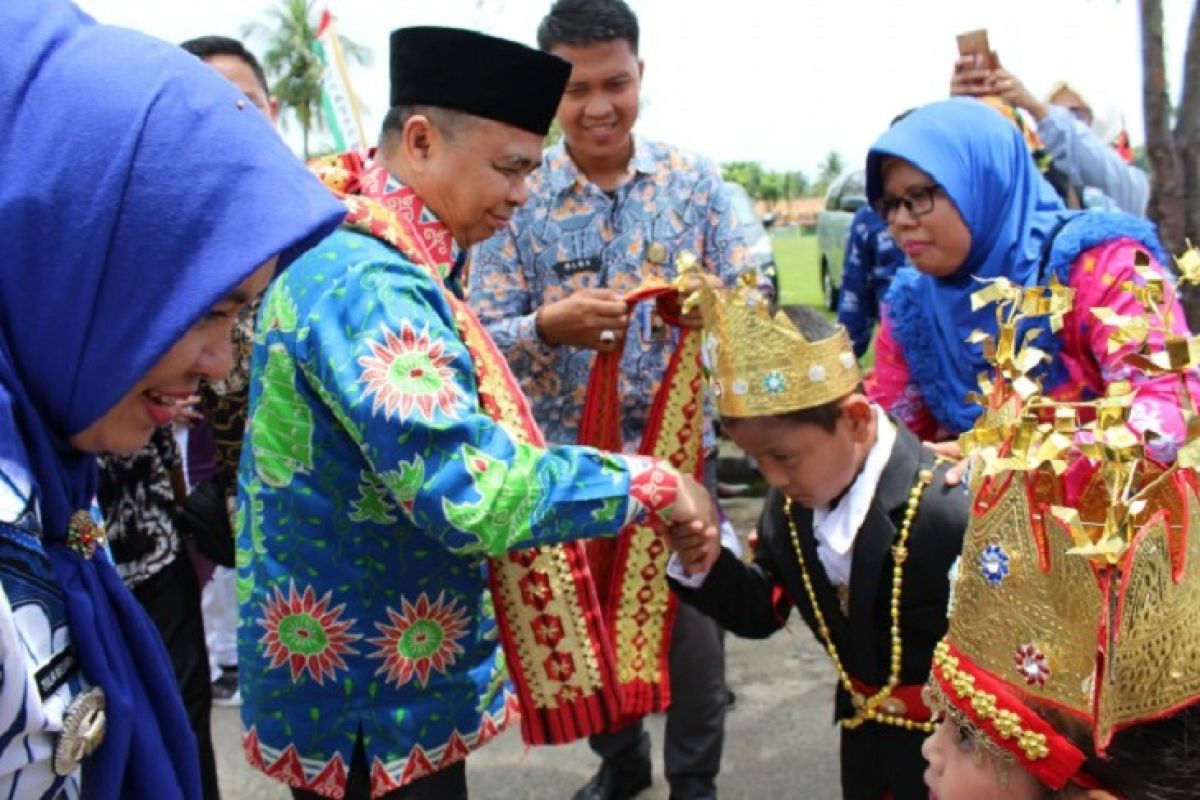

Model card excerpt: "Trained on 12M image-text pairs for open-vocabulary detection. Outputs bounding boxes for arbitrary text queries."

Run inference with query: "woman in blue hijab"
[865,98,1194,464]
[0,1,344,796]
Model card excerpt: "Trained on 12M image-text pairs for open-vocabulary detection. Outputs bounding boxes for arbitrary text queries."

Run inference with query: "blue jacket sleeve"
[837,210,876,358]
[285,256,677,557]
[1038,105,1149,217]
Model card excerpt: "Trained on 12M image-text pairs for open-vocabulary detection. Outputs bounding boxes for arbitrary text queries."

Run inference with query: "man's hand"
[535,288,630,351]
[668,519,720,575]
[676,273,722,331]
[664,475,721,575]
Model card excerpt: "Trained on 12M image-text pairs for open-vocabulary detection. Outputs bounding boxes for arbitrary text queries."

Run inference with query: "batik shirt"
[836,205,907,358]
[471,136,755,452]
[0,462,88,798]
[238,188,679,793]
[97,425,181,589]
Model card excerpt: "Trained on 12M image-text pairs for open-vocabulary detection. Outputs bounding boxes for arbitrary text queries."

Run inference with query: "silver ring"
[599,330,616,345]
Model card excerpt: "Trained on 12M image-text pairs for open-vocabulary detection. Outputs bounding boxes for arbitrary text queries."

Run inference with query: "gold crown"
[941,261,1200,762]
[693,273,861,417]
[945,456,1200,754]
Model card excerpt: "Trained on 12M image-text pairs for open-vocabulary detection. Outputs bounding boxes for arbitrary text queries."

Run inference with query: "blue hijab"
[0,1,345,796]
[867,98,1165,434]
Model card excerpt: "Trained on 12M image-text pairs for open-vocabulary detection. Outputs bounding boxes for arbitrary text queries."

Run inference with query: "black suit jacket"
[671,422,970,799]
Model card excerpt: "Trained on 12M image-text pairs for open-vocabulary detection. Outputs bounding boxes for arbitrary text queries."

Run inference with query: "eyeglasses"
[876,185,943,223]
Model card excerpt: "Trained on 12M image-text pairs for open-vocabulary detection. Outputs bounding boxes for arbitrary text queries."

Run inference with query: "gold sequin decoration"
[454,304,606,708]
[929,642,1051,762]
[691,273,860,418]
[612,329,705,685]
[1098,478,1200,745]
[947,473,1102,719]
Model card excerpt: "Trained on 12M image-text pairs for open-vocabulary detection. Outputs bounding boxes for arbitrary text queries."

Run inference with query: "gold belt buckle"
[54,687,106,776]
[880,696,908,717]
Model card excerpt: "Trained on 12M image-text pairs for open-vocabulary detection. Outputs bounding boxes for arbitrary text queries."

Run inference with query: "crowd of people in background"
[2,1,1198,800]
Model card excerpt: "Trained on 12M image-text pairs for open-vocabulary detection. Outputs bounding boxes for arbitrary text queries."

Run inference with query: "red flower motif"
[358,321,465,422]
[1014,644,1051,687]
[259,582,361,685]
[369,592,470,688]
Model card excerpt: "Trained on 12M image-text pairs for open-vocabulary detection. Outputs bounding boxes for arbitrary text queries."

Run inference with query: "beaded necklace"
[784,463,936,733]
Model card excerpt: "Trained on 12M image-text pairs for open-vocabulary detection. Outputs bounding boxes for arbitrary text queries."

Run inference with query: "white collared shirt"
[811,405,896,587]
[667,405,895,590]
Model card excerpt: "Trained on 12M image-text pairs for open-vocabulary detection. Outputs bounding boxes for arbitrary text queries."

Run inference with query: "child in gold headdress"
[667,278,971,800]
[918,261,1200,800]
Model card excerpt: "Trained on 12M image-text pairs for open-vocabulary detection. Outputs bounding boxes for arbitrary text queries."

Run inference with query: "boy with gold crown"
[666,275,971,799]
[919,258,1200,800]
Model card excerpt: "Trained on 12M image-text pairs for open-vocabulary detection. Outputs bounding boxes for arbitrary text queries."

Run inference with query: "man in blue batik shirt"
[836,204,908,359]
[470,3,763,798]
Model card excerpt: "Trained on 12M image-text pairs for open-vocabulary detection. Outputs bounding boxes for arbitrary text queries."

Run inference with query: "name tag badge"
[36,644,78,700]
[552,256,602,279]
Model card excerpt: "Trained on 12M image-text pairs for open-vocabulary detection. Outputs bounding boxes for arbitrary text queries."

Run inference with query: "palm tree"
[243,0,371,158]
[817,151,846,187]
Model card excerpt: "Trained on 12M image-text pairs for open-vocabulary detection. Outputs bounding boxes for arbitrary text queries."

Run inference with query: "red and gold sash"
[311,153,623,745]
[579,281,707,723]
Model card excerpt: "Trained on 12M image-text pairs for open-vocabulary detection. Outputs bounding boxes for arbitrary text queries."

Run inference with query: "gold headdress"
[927,251,1200,790]
[692,272,861,417]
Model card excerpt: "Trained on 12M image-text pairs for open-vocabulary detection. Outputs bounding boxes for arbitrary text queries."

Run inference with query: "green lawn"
[769,232,876,368]
[771,233,823,308]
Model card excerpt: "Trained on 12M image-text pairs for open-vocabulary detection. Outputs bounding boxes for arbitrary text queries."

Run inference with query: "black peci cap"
[389,26,571,136]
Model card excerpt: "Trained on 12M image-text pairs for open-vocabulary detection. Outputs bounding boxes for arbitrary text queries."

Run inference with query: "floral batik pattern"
[259,581,361,685]
[358,321,466,422]
[238,182,680,793]
[471,136,763,454]
[369,592,470,688]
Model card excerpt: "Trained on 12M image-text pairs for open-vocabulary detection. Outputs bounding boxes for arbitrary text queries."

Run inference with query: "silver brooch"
[54,687,106,776]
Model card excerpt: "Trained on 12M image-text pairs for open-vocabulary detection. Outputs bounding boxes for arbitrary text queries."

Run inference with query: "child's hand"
[666,518,721,576]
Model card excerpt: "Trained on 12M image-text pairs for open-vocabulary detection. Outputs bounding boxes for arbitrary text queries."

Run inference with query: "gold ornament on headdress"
[944,251,1200,754]
[956,274,1075,473]
[688,272,861,418]
[1173,240,1200,286]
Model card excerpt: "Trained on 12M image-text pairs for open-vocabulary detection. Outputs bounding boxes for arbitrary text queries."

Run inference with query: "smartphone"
[956,29,998,69]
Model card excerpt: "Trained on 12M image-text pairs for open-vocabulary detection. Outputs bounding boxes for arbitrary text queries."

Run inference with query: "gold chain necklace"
[785,464,936,733]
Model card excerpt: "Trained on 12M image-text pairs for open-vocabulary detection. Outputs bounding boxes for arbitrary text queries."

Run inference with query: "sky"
[76,0,1194,177]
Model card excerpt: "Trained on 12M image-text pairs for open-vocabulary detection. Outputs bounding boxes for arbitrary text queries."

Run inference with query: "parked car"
[815,169,867,309]
[724,181,778,297]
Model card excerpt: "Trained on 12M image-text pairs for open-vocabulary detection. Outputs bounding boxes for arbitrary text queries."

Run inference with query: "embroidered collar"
[311,149,462,280]
[545,134,658,196]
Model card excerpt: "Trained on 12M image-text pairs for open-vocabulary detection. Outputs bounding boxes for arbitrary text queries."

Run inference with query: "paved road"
[214,495,845,800]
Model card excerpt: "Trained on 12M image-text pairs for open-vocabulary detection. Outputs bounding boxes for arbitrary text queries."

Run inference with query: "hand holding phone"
[951,29,999,96]
[956,29,998,69]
